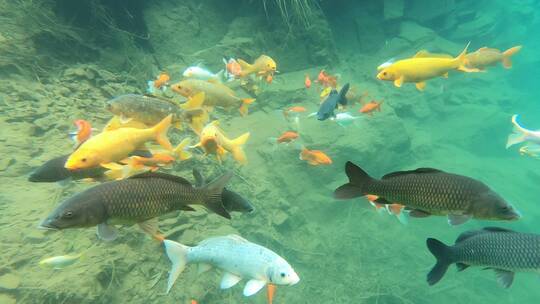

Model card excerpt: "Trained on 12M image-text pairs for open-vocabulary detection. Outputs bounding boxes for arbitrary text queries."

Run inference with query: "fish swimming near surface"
[465,46,522,70]
[64,115,173,171]
[194,120,250,165]
[163,234,300,295]
[106,94,204,130]
[237,55,277,78]
[376,43,478,91]
[506,114,540,148]
[183,65,224,81]
[39,171,236,241]
[316,83,349,121]
[171,79,255,116]
[334,162,520,225]
[426,227,540,288]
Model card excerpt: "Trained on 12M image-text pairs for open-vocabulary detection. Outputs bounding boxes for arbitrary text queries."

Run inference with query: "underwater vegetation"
[2,0,540,303]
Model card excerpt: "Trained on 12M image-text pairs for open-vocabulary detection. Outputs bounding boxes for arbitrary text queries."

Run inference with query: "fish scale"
[453,232,540,271]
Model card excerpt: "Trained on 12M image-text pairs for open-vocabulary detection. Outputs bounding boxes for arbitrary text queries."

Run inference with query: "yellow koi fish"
[237,55,277,78]
[194,121,250,165]
[376,43,478,91]
[65,115,173,170]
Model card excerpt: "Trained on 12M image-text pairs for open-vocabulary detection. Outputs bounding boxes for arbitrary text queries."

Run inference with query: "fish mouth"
[38,219,59,231]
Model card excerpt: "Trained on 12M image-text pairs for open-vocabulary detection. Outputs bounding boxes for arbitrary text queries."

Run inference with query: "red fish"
[300,147,332,166]
[71,119,93,147]
[305,74,311,88]
[276,131,299,143]
[359,100,383,116]
[316,70,338,88]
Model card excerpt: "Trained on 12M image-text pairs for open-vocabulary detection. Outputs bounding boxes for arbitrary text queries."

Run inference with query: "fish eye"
[63,211,73,218]
[383,72,387,76]
[81,158,87,162]
[280,272,286,278]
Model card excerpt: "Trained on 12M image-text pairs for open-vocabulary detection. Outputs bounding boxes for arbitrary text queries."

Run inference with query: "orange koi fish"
[316,70,338,88]
[276,131,299,144]
[299,147,332,166]
[154,72,170,89]
[70,119,93,147]
[359,100,383,115]
[305,74,311,88]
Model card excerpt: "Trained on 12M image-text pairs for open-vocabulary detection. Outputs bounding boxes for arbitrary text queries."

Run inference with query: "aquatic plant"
[262,0,321,28]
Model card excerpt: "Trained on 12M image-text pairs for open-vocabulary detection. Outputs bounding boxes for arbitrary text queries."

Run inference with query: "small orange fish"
[299,147,332,166]
[267,283,276,304]
[266,73,273,84]
[190,300,198,304]
[224,58,242,78]
[359,100,383,115]
[305,74,311,88]
[282,106,306,120]
[276,131,299,143]
[71,119,93,147]
[153,72,170,89]
[365,195,408,224]
[316,70,338,88]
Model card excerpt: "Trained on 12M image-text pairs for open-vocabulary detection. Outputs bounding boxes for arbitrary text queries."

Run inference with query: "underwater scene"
[1,0,540,303]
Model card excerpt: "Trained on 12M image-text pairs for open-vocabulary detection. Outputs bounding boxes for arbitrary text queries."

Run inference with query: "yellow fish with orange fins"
[65,115,173,170]
[376,43,478,91]
[237,55,277,78]
[193,120,250,165]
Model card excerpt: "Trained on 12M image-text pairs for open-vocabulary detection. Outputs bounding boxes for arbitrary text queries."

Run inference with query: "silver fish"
[163,235,300,296]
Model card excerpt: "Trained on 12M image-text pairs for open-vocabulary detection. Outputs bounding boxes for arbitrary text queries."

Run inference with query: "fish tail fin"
[237,59,252,76]
[202,171,233,219]
[163,239,189,294]
[334,161,375,199]
[216,69,225,81]
[173,138,192,161]
[426,238,453,286]
[153,115,173,151]
[229,132,250,164]
[502,45,522,69]
[239,98,256,116]
[506,114,528,148]
[456,42,479,72]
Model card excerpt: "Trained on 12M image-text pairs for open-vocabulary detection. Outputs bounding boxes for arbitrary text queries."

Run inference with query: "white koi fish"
[506,114,540,148]
[183,66,224,81]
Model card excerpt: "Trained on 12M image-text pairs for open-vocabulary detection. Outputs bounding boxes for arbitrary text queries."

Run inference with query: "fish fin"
[506,133,526,149]
[502,46,521,69]
[393,76,404,87]
[494,269,515,288]
[197,263,212,274]
[415,82,426,91]
[426,238,453,286]
[456,263,470,272]
[181,92,206,110]
[97,223,118,242]
[229,132,250,164]
[373,197,391,205]
[137,218,161,240]
[202,171,233,219]
[238,98,256,117]
[447,214,471,226]
[382,168,442,179]
[243,279,266,296]
[413,50,430,58]
[173,138,192,161]
[395,209,409,225]
[192,168,205,187]
[409,209,431,218]
[482,227,516,233]
[442,72,449,79]
[333,161,374,199]
[163,240,189,294]
[220,272,243,289]
[129,171,192,185]
[152,114,173,151]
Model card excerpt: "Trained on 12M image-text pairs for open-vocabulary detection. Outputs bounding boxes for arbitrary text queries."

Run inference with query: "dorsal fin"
[382,168,443,179]
[129,172,192,185]
[482,227,516,233]
[413,50,453,59]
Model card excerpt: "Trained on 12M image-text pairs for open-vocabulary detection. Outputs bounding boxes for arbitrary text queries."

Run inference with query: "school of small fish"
[27,40,538,302]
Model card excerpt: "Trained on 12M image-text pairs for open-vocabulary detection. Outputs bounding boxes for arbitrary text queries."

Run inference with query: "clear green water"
[1,0,540,303]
